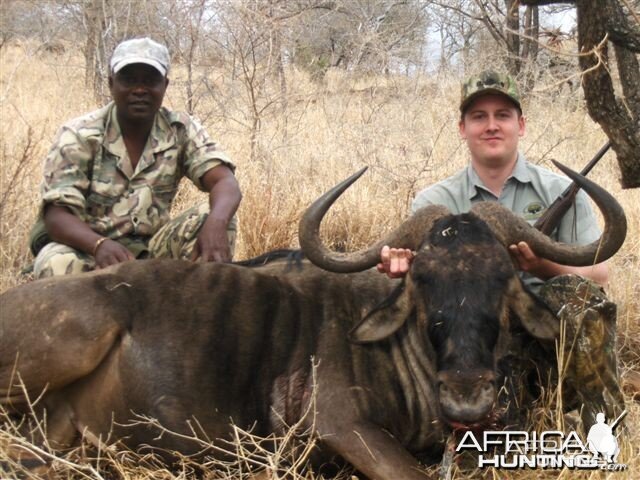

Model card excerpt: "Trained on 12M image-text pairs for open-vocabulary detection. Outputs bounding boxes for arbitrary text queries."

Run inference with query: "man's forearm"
[207,175,241,224]
[534,259,609,287]
[44,204,103,254]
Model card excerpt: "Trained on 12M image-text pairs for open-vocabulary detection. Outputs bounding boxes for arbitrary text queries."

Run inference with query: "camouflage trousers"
[33,202,237,279]
[540,275,624,427]
[503,274,624,431]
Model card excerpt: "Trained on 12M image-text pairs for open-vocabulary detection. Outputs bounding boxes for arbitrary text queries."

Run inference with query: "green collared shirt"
[411,153,601,291]
[41,102,234,251]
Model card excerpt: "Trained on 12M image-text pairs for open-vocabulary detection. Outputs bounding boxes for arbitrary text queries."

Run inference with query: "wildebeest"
[0,162,626,479]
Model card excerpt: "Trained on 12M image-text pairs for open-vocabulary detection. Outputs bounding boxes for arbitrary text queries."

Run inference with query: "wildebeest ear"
[507,278,559,340]
[349,281,411,343]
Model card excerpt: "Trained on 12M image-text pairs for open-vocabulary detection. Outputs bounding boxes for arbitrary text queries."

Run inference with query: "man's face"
[459,94,525,168]
[109,63,168,124]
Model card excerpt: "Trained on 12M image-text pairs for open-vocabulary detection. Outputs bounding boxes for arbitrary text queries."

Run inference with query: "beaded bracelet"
[93,237,108,257]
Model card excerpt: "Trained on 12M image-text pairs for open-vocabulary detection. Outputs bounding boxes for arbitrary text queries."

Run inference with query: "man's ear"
[459,118,466,139]
[164,77,170,88]
[349,281,412,343]
[518,113,526,137]
[108,75,114,89]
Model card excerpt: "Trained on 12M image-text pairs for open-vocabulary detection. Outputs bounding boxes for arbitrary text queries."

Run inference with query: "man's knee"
[33,243,95,279]
[539,274,617,350]
[149,202,237,260]
[540,275,623,423]
[539,274,611,319]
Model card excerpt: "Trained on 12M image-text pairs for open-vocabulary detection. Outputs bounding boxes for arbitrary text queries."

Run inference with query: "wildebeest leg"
[0,275,123,407]
[319,421,433,479]
[41,395,79,448]
[1,393,79,477]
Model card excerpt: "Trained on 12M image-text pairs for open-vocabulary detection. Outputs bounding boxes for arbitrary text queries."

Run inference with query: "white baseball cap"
[110,37,170,76]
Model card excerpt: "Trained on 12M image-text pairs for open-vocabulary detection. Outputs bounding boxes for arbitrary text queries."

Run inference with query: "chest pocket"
[148,145,183,190]
[89,148,127,199]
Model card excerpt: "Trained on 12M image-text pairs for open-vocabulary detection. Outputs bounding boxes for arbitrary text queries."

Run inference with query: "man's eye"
[118,76,162,87]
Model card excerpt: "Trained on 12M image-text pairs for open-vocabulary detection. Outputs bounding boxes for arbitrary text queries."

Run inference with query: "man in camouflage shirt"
[377,70,624,430]
[34,37,241,278]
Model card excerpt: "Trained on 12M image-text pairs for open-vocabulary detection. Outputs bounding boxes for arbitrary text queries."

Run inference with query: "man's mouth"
[129,100,150,107]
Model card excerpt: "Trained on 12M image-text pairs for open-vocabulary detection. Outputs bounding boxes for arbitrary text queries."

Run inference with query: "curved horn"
[471,160,627,266]
[299,168,450,273]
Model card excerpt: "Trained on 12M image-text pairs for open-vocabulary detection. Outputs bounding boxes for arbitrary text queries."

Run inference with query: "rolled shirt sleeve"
[40,125,95,221]
[182,116,235,191]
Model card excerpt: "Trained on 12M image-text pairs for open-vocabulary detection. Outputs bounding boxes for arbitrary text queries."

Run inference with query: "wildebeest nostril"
[437,369,496,424]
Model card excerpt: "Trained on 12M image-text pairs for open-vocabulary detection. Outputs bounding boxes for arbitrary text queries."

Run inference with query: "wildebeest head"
[298,162,626,427]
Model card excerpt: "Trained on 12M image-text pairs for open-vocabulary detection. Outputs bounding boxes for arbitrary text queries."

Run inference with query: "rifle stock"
[534,141,611,235]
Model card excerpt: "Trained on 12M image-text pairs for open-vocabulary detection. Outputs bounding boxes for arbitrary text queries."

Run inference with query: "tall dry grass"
[1,40,638,478]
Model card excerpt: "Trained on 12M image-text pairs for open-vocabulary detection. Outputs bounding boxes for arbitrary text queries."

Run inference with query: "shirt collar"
[103,103,127,159]
[465,152,531,199]
[103,103,176,158]
[511,152,532,183]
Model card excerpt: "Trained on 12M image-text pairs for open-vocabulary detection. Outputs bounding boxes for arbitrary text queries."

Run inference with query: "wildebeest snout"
[437,369,495,426]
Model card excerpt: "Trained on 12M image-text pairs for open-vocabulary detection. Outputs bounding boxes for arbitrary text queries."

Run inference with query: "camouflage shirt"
[41,102,234,244]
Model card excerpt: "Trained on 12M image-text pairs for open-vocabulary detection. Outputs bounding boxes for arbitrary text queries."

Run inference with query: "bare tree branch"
[522,0,639,187]
[521,0,576,5]
[577,0,640,188]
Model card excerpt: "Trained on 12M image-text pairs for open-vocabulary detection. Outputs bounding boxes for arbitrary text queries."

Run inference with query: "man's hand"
[190,217,231,263]
[193,165,241,263]
[377,245,413,278]
[508,241,545,274]
[44,205,135,268]
[94,239,135,268]
[508,241,609,286]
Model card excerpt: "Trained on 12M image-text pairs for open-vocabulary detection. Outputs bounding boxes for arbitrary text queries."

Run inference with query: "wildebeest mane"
[233,249,305,270]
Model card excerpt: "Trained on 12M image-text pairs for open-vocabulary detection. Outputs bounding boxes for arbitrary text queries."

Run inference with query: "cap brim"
[111,58,167,76]
[460,88,521,113]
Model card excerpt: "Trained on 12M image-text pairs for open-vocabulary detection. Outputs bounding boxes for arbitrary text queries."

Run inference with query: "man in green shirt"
[33,38,241,278]
[378,70,623,428]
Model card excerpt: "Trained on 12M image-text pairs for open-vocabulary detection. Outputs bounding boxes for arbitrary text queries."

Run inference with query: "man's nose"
[131,83,149,95]
[486,115,499,131]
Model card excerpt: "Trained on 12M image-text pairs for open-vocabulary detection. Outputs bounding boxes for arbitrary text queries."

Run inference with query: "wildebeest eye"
[431,311,445,327]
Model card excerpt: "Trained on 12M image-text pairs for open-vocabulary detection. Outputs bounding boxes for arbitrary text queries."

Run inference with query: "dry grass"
[1,40,638,478]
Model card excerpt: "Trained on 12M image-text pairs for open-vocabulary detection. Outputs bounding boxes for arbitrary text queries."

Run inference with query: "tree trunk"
[504,0,521,75]
[83,0,110,105]
[521,5,539,94]
[577,0,640,188]
[522,0,640,187]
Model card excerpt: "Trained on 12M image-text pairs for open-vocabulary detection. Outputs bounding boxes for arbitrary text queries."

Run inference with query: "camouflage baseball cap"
[110,38,170,76]
[460,70,521,113]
